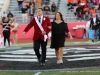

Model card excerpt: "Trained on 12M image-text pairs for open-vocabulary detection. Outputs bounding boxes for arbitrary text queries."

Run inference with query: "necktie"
[38,17,41,23]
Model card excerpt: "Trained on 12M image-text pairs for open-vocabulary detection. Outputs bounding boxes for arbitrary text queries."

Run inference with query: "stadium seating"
[8,0,59,24]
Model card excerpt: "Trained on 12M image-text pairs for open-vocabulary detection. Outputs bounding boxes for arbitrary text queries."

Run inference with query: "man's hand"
[93,23,96,26]
[22,32,26,36]
[42,31,46,35]
[70,36,73,39]
[47,26,51,29]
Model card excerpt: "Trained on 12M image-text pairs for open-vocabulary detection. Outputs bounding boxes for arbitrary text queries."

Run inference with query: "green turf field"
[0,68,100,75]
[0,41,100,50]
[40,68,100,75]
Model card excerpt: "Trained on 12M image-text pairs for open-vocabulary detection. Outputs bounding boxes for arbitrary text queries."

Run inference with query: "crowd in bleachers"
[67,0,100,21]
[1,0,57,23]
[17,0,57,23]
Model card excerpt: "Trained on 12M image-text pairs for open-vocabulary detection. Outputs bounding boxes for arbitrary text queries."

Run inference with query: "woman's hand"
[70,36,73,39]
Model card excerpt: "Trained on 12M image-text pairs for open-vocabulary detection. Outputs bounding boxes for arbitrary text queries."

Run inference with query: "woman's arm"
[11,23,19,31]
[67,32,73,39]
[65,23,73,39]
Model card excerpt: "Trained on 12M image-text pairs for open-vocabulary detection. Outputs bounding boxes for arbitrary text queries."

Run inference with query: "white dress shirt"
[93,17,96,23]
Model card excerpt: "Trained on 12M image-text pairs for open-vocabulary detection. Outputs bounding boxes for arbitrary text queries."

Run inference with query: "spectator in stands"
[92,0,96,5]
[7,11,14,20]
[90,14,100,42]
[30,0,34,2]
[76,5,83,21]
[45,0,49,5]
[29,0,35,8]
[36,0,42,9]
[21,5,28,23]
[77,0,87,4]
[51,2,56,14]
[79,0,86,6]
[83,5,90,20]
[67,0,74,10]
[1,11,7,18]
[98,0,100,10]
[67,0,74,6]
[87,0,93,9]
[90,7,96,17]
[17,0,23,11]
[28,3,35,21]
[44,4,50,15]
[11,19,19,46]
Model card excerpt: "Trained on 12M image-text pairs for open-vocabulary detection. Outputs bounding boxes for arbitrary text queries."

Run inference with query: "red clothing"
[11,25,18,34]
[24,16,52,41]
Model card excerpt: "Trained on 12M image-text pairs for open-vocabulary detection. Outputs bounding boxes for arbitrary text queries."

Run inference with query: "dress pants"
[33,38,47,63]
[92,30,98,41]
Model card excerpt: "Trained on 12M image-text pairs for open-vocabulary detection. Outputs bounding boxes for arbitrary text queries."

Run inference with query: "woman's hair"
[53,12,64,22]
[2,17,6,22]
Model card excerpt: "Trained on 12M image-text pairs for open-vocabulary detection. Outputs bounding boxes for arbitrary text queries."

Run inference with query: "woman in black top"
[50,12,73,64]
[2,17,11,46]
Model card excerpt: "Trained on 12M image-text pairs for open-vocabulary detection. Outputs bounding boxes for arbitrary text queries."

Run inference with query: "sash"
[0,19,14,34]
[35,17,47,41]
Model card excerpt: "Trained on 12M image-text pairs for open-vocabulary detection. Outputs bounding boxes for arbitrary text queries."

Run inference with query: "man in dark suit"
[23,8,52,65]
[90,14,100,42]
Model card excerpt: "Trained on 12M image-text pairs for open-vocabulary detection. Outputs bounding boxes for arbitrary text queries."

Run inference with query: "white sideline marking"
[65,53,100,57]
[34,72,41,75]
[68,56,100,61]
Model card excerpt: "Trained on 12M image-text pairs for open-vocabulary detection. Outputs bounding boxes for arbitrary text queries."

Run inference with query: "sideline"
[34,72,41,75]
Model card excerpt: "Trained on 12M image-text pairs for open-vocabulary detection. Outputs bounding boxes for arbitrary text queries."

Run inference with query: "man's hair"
[38,8,44,11]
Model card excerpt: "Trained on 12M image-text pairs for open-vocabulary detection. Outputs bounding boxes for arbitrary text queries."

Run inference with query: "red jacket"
[24,16,52,41]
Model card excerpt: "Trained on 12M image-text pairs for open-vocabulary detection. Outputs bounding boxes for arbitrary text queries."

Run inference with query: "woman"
[50,12,73,64]
[7,11,14,20]
[2,17,11,46]
[11,19,19,45]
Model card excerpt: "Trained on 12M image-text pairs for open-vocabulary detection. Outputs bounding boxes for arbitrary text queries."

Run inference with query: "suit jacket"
[90,17,100,30]
[24,16,52,41]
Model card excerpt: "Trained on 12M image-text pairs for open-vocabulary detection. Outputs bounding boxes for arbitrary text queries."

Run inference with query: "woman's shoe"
[57,60,63,64]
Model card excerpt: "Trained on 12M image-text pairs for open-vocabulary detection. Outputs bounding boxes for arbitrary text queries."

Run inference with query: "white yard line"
[34,72,41,75]
[68,56,100,61]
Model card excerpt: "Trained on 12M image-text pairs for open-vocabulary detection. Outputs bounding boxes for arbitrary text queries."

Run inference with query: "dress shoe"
[40,62,45,66]
[38,59,41,64]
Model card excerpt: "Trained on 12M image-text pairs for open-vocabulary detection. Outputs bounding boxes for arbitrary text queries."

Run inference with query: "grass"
[40,68,100,75]
[0,72,35,75]
[0,68,100,75]
[1,41,100,50]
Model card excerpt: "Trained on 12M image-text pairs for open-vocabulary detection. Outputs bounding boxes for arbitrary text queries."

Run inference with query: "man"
[17,0,23,11]
[90,14,100,42]
[23,8,51,66]
[21,5,28,23]
[1,11,7,18]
